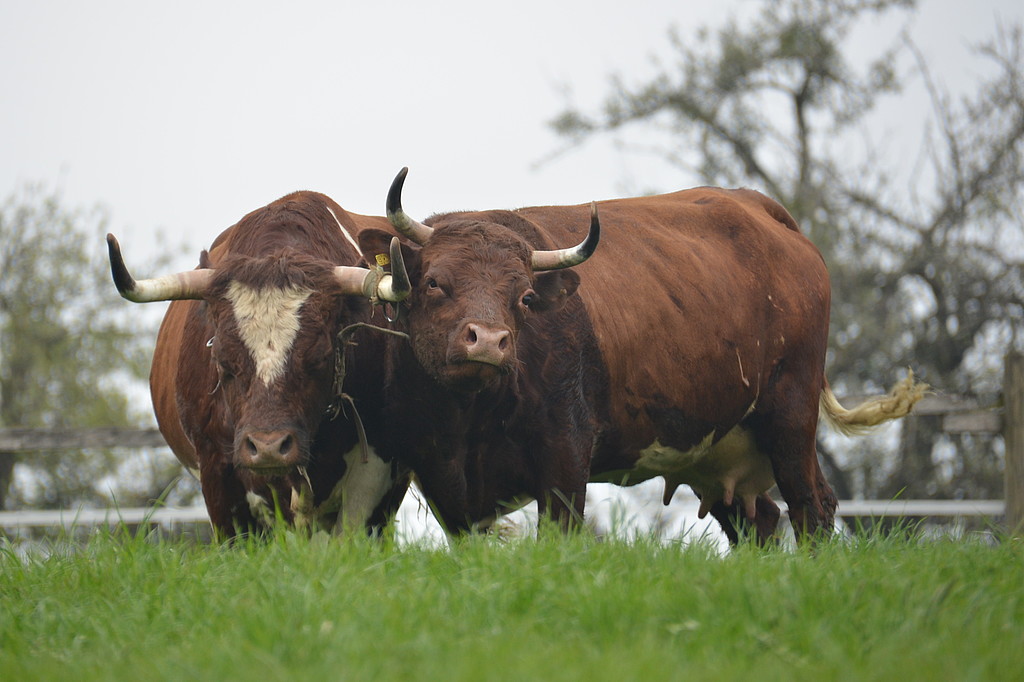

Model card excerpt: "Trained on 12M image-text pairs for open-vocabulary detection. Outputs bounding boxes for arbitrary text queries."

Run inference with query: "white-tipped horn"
[530,202,601,271]
[333,238,411,303]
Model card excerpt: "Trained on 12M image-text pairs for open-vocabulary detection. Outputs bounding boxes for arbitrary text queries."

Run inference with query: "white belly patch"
[242,448,395,534]
[320,445,394,535]
[635,425,775,520]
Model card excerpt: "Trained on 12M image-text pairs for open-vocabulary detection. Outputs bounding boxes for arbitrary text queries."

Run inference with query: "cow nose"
[462,322,511,366]
[240,429,300,470]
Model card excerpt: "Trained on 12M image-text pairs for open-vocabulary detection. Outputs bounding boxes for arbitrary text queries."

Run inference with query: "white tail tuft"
[819,370,928,436]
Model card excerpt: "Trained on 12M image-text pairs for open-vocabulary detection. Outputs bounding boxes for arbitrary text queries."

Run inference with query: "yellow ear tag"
[375,253,390,267]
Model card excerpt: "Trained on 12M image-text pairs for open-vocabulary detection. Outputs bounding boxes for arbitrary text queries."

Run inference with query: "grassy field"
[1,525,1021,681]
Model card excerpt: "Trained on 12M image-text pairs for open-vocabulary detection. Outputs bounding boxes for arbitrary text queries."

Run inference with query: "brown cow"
[356,171,602,533]
[107,191,412,538]
[358,168,925,543]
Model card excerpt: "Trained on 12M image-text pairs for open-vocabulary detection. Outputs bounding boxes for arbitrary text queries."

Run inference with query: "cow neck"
[327,319,409,462]
[392,340,519,427]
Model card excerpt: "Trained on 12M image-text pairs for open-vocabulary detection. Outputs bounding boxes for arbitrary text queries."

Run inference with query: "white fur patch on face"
[226,281,312,385]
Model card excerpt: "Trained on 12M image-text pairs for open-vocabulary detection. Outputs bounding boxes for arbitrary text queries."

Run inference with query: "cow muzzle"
[460,322,512,368]
[236,428,303,476]
[439,320,515,391]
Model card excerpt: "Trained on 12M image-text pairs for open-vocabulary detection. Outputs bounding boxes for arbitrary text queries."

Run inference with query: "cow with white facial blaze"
[361,168,925,543]
[108,192,411,538]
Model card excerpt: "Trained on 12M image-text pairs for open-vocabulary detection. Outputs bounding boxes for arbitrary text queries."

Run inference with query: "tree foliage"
[551,0,1024,501]
[0,185,186,510]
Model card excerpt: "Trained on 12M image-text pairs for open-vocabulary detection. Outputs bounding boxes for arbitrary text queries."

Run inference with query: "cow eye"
[426,277,446,294]
[521,291,536,308]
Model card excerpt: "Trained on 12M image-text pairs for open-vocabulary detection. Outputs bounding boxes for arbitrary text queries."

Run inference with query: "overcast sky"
[3,0,1022,268]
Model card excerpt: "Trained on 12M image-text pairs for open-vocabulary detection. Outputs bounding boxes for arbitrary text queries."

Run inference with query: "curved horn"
[106,233,212,302]
[530,202,601,271]
[333,238,411,303]
[374,237,411,302]
[386,167,434,245]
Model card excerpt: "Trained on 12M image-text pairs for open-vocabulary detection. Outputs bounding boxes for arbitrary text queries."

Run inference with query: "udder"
[635,425,775,520]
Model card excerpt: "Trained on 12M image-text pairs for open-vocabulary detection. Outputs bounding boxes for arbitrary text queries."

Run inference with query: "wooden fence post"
[1003,352,1024,536]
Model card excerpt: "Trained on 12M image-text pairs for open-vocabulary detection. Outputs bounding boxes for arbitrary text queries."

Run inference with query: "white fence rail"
[831,499,1005,517]
[0,499,1006,532]
[0,506,209,529]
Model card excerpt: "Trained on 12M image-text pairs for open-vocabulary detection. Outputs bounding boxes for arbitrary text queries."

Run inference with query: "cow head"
[106,233,409,476]
[356,167,599,393]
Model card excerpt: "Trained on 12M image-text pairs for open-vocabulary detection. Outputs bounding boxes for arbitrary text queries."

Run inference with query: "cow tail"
[818,371,928,436]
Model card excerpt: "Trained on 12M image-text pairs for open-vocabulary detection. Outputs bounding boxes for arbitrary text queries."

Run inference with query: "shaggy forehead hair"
[212,252,339,293]
[426,221,533,264]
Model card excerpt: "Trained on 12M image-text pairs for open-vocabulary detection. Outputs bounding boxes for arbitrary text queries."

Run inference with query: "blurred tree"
[0,185,189,510]
[551,0,1024,501]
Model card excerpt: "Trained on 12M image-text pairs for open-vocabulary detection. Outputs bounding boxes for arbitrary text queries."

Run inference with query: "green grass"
[1,526,1021,681]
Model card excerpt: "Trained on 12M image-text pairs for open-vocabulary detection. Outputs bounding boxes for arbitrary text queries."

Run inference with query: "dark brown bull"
[359,168,925,543]
[355,170,602,533]
[107,191,412,538]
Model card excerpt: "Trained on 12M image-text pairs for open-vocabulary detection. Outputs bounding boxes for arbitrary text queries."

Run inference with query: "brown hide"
[145,192,406,537]
[514,189,828,459]
[150,299,199,467]
[471,188,832,541]
[358,215,600,533]
[369,185,843,543]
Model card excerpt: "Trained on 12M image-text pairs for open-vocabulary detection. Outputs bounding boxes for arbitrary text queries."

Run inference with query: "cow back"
[495,188,830,469]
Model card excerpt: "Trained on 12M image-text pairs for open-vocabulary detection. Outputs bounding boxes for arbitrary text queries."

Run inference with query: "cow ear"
[530,270,580,312]
[356,229,420,273]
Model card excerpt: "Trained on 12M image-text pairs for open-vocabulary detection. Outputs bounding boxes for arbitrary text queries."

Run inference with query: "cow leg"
[364,468,412,537]
[198,455,257,540]
[412,463,475,535]
[812,463,838,537]
[771,442,837,543]
[751,410,837,544]
[705,493,780,547]
[705,498,741,545]
[754,494,782,545]
[536,484,586,533]
[534,435,590,533]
